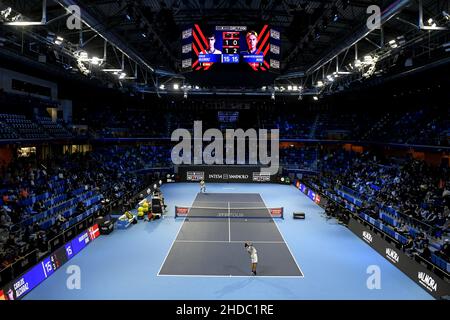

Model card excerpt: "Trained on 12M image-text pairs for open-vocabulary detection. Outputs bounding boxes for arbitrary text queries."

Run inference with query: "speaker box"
[293,212,305,219]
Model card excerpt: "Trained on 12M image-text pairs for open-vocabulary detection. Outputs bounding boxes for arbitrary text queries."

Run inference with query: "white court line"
[156,216,186,276]
[157,274,304,278]
[158,193,304,278]
[175,240,285,244]
[259,195,306,278]
[157,195,199,276]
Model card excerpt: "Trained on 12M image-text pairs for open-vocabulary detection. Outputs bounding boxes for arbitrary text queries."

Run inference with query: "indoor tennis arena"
[0,0,449,313]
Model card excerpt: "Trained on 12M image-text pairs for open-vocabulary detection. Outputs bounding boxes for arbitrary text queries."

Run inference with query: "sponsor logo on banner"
[270,44,280,54]
[385,248,399,264]
[182,59,192,69]
[253,172,270,182]
[270,29,280,40]
[418,272,438,292]
[270,59,280,69]
[363,231,373,244]
[186,171,204,181]
[182,28,192,39]
[182,44,192,54]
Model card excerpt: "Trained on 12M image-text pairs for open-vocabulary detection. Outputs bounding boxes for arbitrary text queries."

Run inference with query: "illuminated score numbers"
[223,31,239,54]
[222,31,240,63]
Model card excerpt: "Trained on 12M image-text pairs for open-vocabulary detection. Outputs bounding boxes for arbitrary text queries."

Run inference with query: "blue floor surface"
[24,183,434,300]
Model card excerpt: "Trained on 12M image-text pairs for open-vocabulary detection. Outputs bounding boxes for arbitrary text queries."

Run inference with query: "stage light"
[153,184,157,189]
[293,85,298,91]
[313,96,319,101]
[159,84,165,90]
[11,14,21,22]
[173,83,179,90]
[159,180,162,185]
[90,56,101,65]
[443,42,450,52]
[428,18,437,27]
[5,21,42,26]
[443,11,450,20]
[194,85,200,90]
[281,177,285,182]
[316,80,324,87]
[354,59,362,67]
[119,72,126,79]
[364,55,373,62]
[326,75,334,82]
[1,7,12,19]
[287,85,293,91]
[271,92,275,100]
[183,91,188,99]
[388,39,398,48]
[54,36,64,45]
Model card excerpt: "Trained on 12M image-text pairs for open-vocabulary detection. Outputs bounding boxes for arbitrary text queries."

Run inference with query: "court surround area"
[24,183,433,300]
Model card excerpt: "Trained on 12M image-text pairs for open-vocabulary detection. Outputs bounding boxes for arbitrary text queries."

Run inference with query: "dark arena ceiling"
[0,0,449,94]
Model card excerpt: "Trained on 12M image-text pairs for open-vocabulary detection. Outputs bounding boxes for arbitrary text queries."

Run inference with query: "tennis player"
[244,241,258,275]
[200,179,206,193]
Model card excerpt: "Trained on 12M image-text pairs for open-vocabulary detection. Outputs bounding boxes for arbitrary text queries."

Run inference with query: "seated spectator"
[76,201,86,215]
[32,200,45,213]
[36,232,48,252]
[413,233,427,250]
[394,223,409,235]
[5,233,17,250]
[403,235,415,255]
[55,213,66,226]
[32,222,41,234]
[0,212,12,229]
[420,241,431,261]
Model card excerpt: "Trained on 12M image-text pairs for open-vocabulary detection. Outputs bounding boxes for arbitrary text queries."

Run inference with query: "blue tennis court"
[23,183,434,300]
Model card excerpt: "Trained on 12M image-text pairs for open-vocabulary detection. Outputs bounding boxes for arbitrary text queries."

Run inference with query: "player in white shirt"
[244,241,258,275]
[200,179,206,193]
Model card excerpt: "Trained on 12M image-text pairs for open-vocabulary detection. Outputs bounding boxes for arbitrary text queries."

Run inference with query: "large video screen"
[182,24,280,72]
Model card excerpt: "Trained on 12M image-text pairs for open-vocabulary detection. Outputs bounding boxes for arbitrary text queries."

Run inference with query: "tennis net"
[175,205,284,219]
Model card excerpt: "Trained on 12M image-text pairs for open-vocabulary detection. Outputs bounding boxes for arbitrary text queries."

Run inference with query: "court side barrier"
[347,218,450,299]
[0,213,96,289]
[0,219,100,300]
[294,179,450,300]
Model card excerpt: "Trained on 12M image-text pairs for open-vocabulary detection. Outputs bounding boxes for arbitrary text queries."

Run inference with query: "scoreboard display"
[182,25,281,72]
